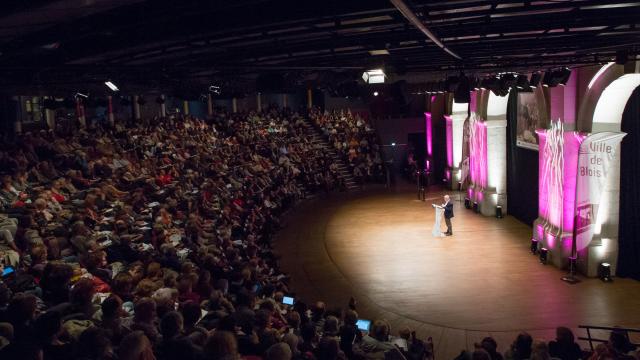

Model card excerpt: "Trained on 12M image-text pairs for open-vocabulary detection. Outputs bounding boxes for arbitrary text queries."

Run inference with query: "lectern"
[431,204,444,237]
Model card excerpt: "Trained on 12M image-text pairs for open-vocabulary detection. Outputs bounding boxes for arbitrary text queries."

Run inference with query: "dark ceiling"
[0,0,639,92]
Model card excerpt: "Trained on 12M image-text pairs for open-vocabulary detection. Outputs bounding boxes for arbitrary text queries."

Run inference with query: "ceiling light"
[104,81,119,92]
[362,69,386,84]
[369,49,390,56]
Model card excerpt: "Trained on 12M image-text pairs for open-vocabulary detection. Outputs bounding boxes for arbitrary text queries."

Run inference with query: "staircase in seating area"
[300,118,360,191]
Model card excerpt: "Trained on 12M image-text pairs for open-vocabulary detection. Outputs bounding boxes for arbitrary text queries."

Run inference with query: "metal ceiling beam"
[389,0,462,60]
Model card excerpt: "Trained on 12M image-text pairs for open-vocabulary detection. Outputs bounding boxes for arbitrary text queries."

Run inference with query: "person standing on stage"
[442,195,454,236]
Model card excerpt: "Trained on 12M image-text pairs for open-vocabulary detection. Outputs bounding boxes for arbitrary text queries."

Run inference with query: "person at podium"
[442,195,454,236]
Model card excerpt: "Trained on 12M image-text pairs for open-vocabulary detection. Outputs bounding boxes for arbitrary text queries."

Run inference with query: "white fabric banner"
[574,132,626,251]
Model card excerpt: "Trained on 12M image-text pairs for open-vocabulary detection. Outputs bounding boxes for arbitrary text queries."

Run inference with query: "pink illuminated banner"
[468,114,487,191]
[574,132,626,251]
[445,115,453,168]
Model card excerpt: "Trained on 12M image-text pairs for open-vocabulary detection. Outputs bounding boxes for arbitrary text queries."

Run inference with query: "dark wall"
[618,86,640,280]
[506,89,539,225]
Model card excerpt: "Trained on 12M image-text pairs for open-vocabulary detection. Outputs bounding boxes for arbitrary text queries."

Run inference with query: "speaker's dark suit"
[443,201,453,235]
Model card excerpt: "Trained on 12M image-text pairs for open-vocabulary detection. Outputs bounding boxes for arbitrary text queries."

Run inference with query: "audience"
[0,106,634,360]
[309,108,384,185]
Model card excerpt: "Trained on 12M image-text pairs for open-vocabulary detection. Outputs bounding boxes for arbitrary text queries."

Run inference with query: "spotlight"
[373,91,379,96]
[499,73,517,89]
[539,248,548,264]
[515,75,530,90]
[529,72,542,88]
[454,73,471,103]
[542,71,553,87]
[362,69,386,84]
[496,205,503,219]
[557,68,571,86]
[391,142,396,146]
[599,262,612,282]
[104,81,119,92]
[530,239,539,254]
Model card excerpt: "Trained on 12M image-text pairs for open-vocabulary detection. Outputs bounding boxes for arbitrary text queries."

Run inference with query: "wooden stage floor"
[274,185,640,359]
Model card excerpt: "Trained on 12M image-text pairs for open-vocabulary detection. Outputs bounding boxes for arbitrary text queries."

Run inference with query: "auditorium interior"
[1,1,640,360]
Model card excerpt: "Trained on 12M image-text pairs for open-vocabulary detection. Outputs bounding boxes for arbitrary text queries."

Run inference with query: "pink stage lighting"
[445,115,453,167]
[425,112,433,157]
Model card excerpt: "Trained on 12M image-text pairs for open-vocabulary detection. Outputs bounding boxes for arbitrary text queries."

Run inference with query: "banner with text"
[575,132,626,251]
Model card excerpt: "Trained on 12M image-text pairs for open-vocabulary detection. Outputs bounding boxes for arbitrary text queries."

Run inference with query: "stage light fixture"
[599,262,612,282]
[515,75,530,90]
[530,239,538,254]
[391,142,396,146]
[542,71,553,87]
[499,73,517,89]
[496,205,503,219]
[362,69,386,84]
[529,72,542,88]
[104,81,119,92]
[454,73,471,103]
[539,248,548,264]
[373,91,379,96]
[557,68,572,86]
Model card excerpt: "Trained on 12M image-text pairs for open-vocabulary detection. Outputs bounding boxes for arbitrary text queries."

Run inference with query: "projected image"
[516,93,540,150]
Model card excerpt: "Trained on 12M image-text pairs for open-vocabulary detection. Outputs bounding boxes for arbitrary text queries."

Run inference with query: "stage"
[274,184,640,359]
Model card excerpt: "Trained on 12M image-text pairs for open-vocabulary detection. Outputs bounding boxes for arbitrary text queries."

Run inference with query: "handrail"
[578,325,640,351]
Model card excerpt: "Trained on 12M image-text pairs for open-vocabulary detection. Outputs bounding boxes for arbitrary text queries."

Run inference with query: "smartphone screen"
[356,319,371,332]
[282,296,295,305]
[2,266,15,277]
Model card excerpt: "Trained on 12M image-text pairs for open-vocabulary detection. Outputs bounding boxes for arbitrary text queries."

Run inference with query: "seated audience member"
[505,333,533,360]
[548,327,582,360]
[355,319,395,359]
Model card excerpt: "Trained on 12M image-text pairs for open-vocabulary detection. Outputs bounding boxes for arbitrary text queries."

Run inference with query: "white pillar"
[446,101,468,189]
[283,94,288,108]
[307,88,313,109]
[232,98,238,113]
[257,93,262,112]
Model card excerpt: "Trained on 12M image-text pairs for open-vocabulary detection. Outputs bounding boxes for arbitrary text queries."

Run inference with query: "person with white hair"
[442,195,454,236]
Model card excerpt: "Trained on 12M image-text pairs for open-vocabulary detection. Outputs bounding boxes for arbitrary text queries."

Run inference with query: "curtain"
[506,89,539,225]
[618,86,640,280]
